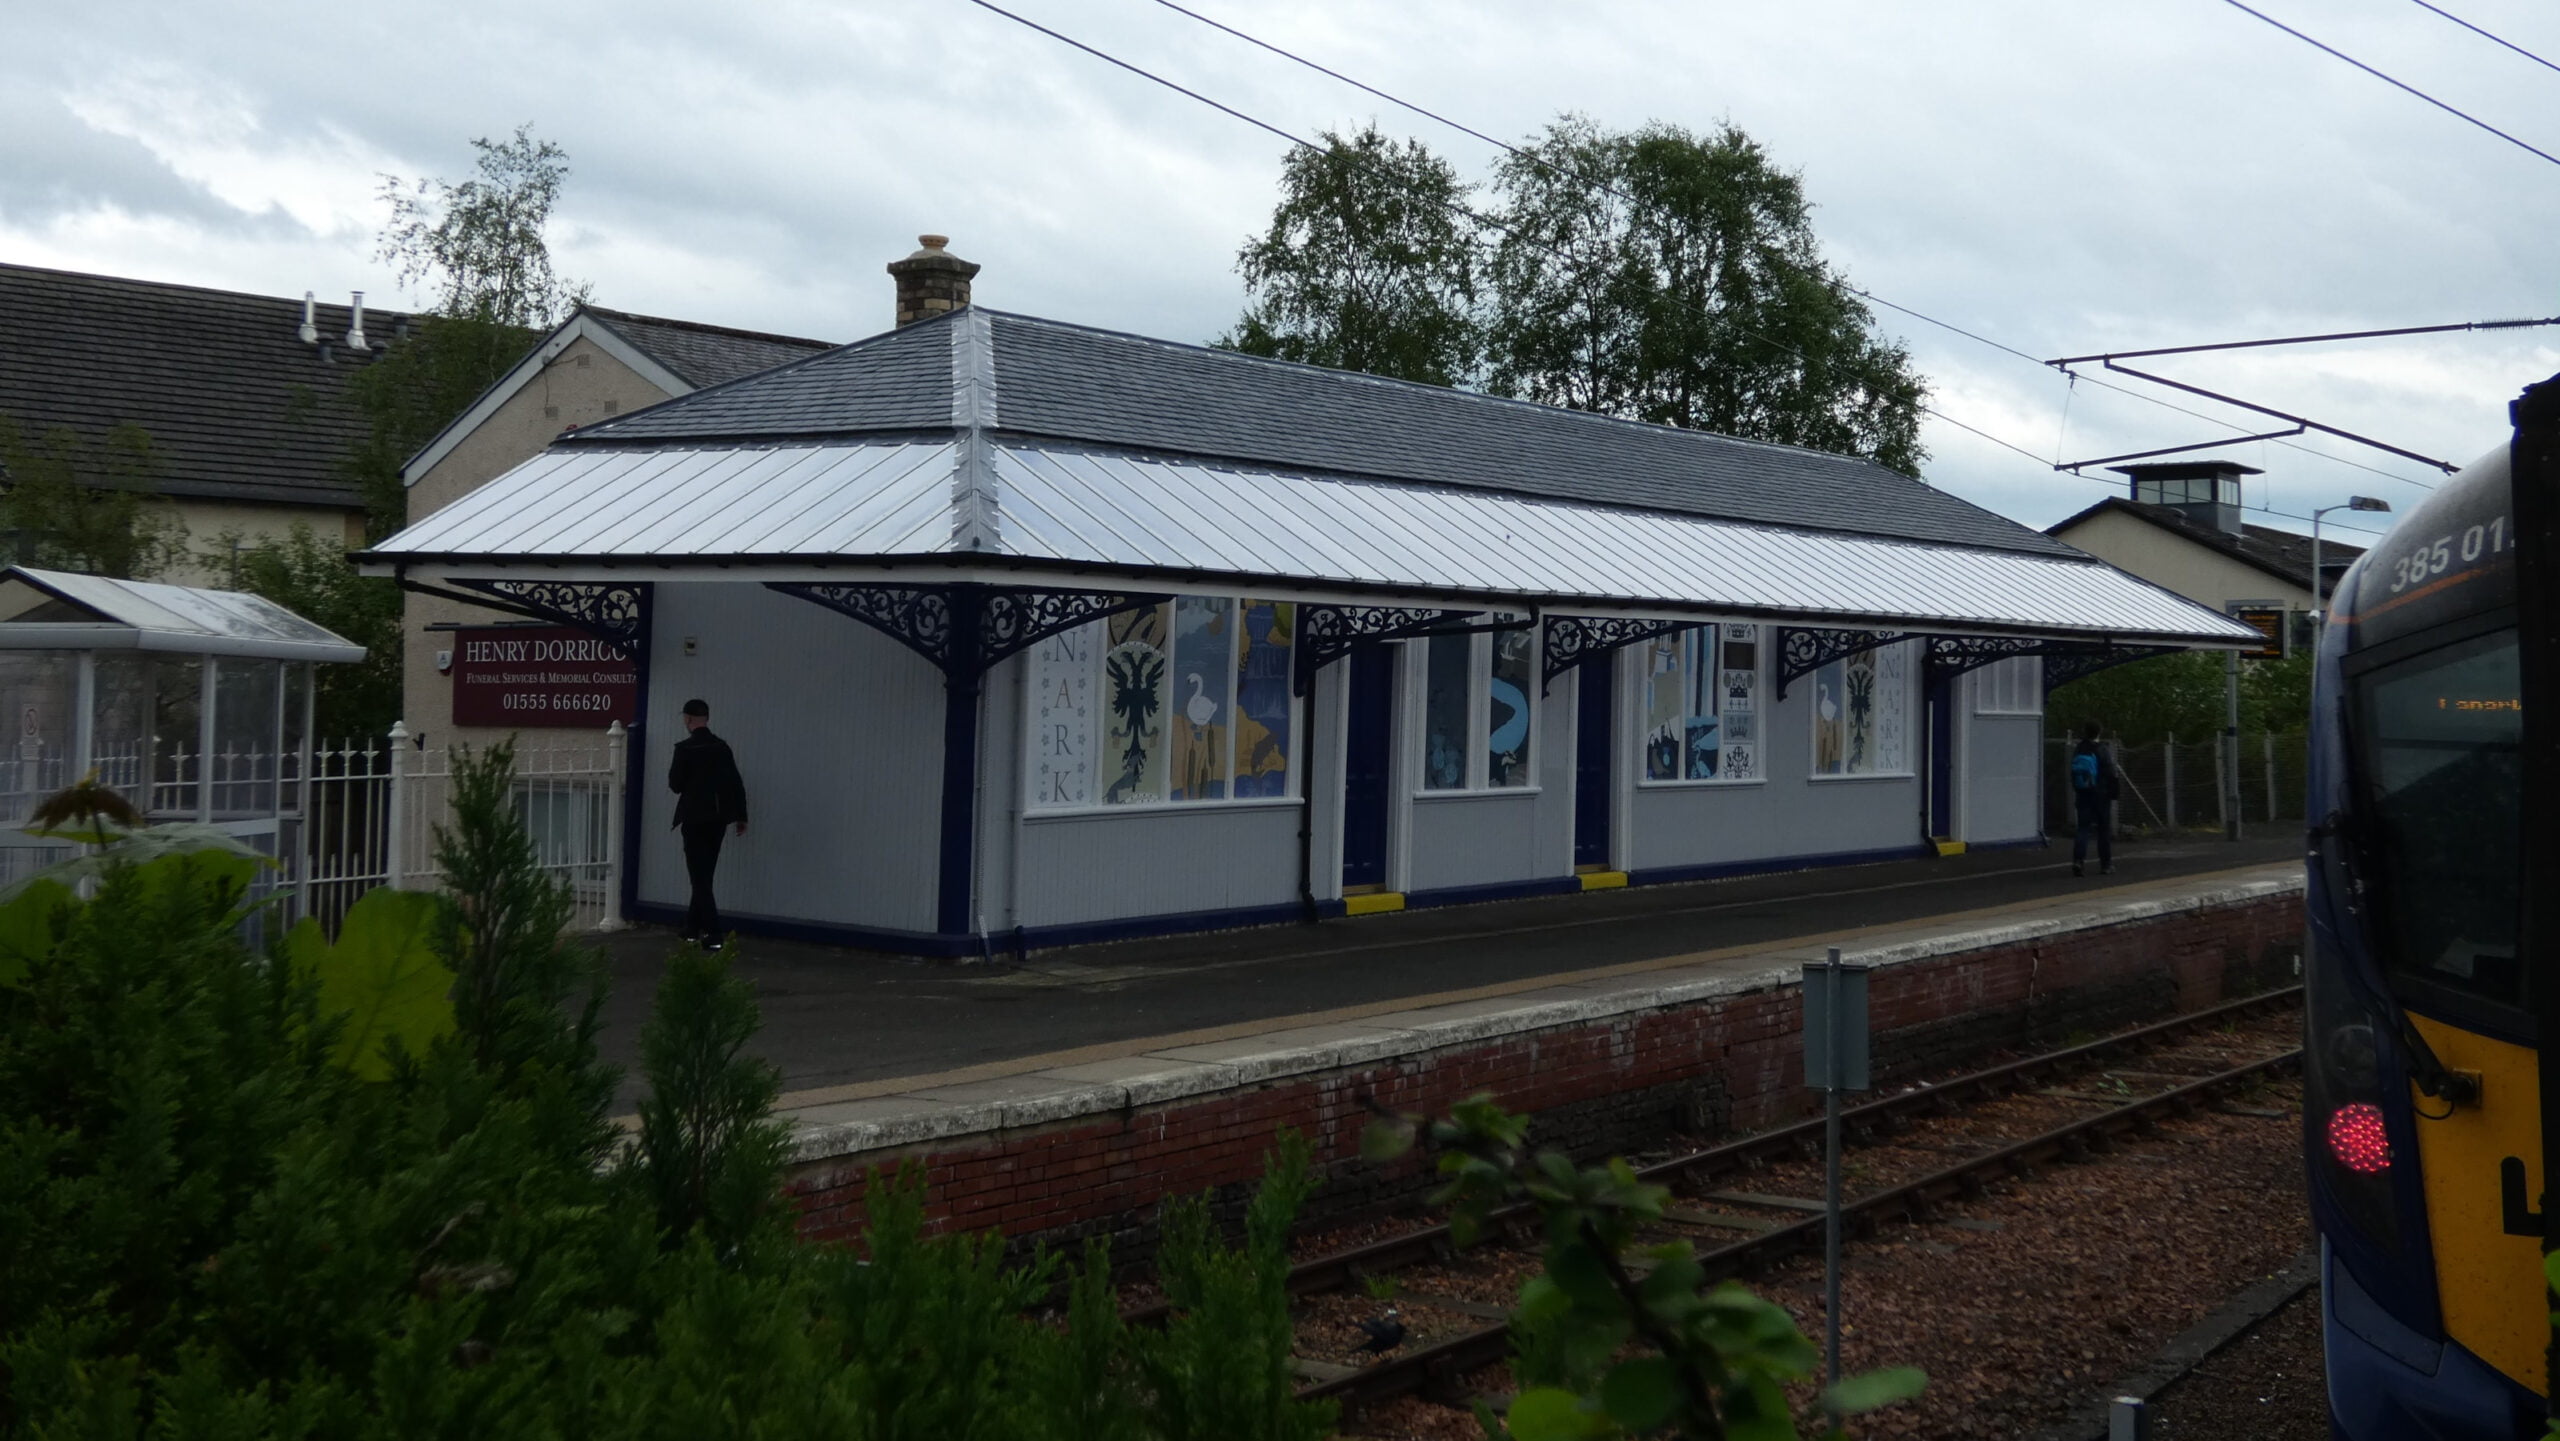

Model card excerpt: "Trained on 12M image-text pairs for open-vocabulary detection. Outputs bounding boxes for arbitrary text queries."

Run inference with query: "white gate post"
[384,721,408,891]
[599,721,628,931]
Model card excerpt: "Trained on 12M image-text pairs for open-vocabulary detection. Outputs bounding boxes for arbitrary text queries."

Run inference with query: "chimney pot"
[887,234,981,327]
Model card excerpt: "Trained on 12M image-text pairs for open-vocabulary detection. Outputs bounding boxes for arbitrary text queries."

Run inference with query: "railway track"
[1242,987,2304,1417]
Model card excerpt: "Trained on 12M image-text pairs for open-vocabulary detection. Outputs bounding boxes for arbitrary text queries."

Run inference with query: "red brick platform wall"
[787,892,2302,1254]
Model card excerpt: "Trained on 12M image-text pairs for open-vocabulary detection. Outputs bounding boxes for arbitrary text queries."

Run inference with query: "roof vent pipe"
[345,291,369,351]
[887,235,980,328]
[298,292,318,345]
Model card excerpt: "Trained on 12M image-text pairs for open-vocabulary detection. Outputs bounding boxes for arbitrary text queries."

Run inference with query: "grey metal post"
[2223,647,2242,841]
[2109,1395,2150,1440]
[2163,734,2177,830]
[195,656,216,825]
[1823,946,1845,1400]
[2263,732,2278,821]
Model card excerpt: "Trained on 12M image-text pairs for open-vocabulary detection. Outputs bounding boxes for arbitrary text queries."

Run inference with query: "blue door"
[1928,683,1956,839]
[1340,645,1393,889]
[1574,661,1612,868]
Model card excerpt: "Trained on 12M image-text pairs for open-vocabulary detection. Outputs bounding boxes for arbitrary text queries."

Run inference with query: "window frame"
[1635,622,1766,789]
[1413,620,1541,796]
[1807,638,1917,781]
[1971,655,2044,717]
[1022,596,1301,816]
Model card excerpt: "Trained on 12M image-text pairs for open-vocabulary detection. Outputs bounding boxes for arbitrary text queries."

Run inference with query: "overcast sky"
[9,0,2558,545]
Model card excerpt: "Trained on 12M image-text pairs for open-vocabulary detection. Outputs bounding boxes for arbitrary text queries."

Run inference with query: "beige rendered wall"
[2052,509,2314,614]
[163,499,367,588]
[393,335,677,752]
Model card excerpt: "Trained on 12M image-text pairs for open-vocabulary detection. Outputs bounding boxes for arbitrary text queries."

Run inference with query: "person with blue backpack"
[2068,721,2118,877]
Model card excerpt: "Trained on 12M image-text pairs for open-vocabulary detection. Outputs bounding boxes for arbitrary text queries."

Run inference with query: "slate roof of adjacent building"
[0,262,384,510]
[579,307,834,390]
[2046,497,2370,595]
[563,307,2078,558]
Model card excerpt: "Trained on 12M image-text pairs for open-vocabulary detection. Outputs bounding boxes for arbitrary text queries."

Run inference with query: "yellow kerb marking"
[1342,891,1406,916]
[1579,872,1629,890]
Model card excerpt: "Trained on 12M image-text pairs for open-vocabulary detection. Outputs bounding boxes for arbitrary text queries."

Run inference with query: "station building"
[365,241,2258,955]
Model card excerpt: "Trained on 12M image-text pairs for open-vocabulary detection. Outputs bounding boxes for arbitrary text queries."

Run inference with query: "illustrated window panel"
[1423,631,1471,790]
[1233,600,1293,798]
[1811,638,1910,777]
[1101,604,1172,805]
[1169,597,1233,802]
[1642,631,1690,781]
[1718,625,1760,780]
[1030,624,1097,808]
[1642,624,1760,782]
[1486,620,1535,787]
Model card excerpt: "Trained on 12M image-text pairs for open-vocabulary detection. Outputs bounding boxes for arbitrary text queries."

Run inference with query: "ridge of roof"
[580,305,835,352]
[565,306,2069,557]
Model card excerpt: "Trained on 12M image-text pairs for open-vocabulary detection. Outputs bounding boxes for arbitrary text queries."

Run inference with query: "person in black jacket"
[2067,721,2119,878]
[668,698,748,949]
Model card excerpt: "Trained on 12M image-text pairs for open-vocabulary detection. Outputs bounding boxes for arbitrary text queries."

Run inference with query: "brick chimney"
[887,235,980,327]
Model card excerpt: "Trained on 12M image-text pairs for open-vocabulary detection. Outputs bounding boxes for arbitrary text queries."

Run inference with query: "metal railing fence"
[2046,731,2309,836]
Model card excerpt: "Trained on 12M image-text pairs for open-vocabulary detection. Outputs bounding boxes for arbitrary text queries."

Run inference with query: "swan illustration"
[1185,673,1218,728]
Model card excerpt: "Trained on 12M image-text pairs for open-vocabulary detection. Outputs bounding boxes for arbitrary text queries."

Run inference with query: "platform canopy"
[364,307,2261,649]
[0,566,365,662]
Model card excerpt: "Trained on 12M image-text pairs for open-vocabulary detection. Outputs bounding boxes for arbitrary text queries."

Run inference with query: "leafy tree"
[207,520,403,740]
[0,414,187,579]
[346,124,585,538]
[1484,116,1927,476]
[0,744,1347,1438]
[2047,649,2313,743]
[1222,124,1482,387]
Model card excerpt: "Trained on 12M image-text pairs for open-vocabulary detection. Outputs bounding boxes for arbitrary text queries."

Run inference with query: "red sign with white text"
[449,626,639,728]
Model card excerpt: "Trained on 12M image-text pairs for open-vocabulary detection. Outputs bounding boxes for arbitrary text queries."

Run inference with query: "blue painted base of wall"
[1963,835,2048,854]
[629,840,2032,960]
[628,896,1350,960]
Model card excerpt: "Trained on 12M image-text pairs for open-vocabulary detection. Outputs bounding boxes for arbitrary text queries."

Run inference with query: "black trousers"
[681,821,727,939]
[2071,798,2112,871]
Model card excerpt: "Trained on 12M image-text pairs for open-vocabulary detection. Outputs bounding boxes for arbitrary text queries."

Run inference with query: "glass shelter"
[0,567,363,886]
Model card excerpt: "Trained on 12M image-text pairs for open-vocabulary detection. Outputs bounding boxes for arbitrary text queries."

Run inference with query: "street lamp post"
[2310,496,2394,626]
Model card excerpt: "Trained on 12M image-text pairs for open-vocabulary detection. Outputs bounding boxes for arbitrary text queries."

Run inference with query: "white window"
[1973,656,2043,716]
[1638,623,1762,783]
[1809,638,1913,777]
[1419,618,1537,791]
[1026,597,1297,811]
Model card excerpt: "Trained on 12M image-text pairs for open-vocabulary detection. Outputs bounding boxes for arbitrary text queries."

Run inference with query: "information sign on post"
[1803,953,1872,1092]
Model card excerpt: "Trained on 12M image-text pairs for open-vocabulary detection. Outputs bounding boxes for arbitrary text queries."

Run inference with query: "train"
[2306,369,2559,1436]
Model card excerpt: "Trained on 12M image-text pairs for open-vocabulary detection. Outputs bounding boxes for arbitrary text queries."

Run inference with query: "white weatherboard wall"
[637,583,943,934]
[1961,668,2044,845]
[1625,646,1923,872]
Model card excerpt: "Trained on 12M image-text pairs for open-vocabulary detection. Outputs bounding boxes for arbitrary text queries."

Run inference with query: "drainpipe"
[1296,662,1320,923]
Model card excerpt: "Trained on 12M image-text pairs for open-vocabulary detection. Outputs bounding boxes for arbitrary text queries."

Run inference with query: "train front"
[2306,431,2544,1437]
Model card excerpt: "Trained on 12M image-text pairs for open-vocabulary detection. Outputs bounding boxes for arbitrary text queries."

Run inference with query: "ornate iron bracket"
[2044,644,2180,692]
[1922,635,2051,691]
[1775,627,1908,701]
[765,582,1165,681]
[1540,615,1692,694]
[444,578,649,650]
[1291,605,1533,696]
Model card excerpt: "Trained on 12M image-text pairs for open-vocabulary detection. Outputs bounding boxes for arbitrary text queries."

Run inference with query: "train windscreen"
[2357,626,2523,1008]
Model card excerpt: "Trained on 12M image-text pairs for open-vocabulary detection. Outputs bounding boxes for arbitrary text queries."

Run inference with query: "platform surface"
[590,834,2300,1116]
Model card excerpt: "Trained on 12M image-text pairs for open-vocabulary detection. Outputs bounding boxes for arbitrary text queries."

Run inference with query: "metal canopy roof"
[367,440,2261,646]
[0,567,366,662]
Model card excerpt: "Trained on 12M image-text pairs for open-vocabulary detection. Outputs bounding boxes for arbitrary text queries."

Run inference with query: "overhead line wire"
[963,0,2394,538]
[1142,0,2455,494]
[2407,0,2560,78]
[2218,0,2560,170]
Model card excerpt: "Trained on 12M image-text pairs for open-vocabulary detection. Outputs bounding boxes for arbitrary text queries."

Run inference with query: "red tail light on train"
[2326,1102,2393,1175]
